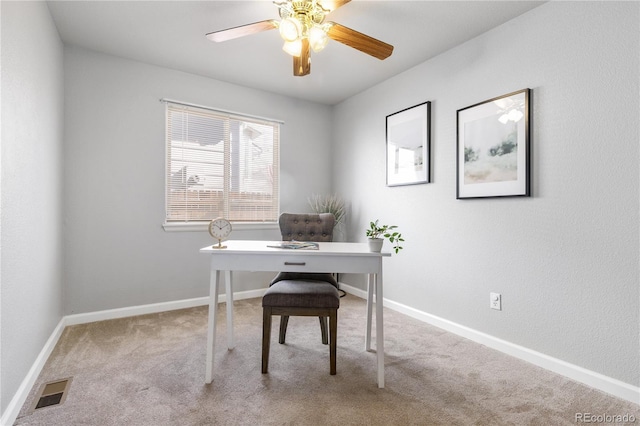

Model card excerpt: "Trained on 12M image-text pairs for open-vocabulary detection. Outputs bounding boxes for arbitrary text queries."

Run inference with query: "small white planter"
[368,238,384,252]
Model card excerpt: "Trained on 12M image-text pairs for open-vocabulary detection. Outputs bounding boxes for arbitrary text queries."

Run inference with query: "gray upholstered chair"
[261,213,339,375]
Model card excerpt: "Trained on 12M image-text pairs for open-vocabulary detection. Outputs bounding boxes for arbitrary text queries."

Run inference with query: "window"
[164,101,280,224]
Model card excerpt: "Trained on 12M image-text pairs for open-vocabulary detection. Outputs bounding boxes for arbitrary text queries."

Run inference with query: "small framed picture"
[456,89,530,199]
[386,101,431,186]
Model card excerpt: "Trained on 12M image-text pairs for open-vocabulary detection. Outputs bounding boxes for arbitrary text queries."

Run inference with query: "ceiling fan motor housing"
[277,0,327,34]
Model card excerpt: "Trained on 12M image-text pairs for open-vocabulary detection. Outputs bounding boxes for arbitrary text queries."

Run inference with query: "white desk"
[200,240,390,387]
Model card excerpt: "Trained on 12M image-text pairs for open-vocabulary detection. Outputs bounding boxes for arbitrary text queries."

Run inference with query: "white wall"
[63,47,333,314]
[332,1,639,387]
[1,1,65,414]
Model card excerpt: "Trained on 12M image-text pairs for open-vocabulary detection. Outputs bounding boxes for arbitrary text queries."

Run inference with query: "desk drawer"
[278,256,347,272]
[209,253,381,274]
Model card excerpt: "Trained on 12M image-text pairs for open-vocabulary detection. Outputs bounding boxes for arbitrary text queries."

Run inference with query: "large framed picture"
[456,89,530,199]
[386,101,431,186]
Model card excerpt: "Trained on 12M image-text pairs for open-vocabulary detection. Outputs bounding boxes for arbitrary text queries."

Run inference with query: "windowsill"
[162,221,279,232]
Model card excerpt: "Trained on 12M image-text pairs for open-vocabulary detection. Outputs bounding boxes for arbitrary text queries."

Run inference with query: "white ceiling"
[47,1,544,105]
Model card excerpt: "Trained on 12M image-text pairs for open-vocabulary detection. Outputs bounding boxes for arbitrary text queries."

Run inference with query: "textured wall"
[1,1,65,414]
[332,1,639,386]
[62,47,333,314]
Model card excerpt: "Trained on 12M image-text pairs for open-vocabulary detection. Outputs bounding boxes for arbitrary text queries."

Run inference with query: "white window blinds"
[165,102,280,223]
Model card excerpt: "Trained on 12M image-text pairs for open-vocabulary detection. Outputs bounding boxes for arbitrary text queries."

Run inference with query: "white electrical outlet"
[490,293,502,310]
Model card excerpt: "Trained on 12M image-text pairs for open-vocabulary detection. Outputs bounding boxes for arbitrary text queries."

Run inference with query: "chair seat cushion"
[269,272,338,288]
[262,280,340,309]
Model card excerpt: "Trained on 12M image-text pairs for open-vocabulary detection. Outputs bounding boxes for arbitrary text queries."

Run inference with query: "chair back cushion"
[279,213,335,242]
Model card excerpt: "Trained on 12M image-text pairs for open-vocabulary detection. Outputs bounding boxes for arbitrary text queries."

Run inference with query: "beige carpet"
[15,295,639,425]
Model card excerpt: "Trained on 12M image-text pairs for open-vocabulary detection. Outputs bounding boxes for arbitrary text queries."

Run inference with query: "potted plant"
[308,193,346,239]
[366,220,404,253]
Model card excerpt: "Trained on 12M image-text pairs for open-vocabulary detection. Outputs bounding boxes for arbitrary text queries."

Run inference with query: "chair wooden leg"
[329,309,337,375]
[319,316,328,345]
[278,315,289,344]
[262,308,272,374]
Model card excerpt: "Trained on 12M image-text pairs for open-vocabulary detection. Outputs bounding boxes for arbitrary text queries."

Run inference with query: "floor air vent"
[31,378,72,411]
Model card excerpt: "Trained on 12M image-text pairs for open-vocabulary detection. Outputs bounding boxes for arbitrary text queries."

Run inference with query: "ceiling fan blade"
[206,20,277,43]
[326,22,393,60]
[318,0,351,13]
[293,38,311,76]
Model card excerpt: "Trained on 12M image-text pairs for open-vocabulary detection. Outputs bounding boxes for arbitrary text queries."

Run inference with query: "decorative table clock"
[208,217,232,249]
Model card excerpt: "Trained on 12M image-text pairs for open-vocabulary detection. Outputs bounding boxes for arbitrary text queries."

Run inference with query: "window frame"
[161,99,281,230]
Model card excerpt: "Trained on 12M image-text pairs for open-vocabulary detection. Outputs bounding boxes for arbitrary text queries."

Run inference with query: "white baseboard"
[1,288,266,426]
[337,282,639,405]
[3,285,637,426]
[339,282,368,299]
[1,319,66,426]
[63,289,266,326]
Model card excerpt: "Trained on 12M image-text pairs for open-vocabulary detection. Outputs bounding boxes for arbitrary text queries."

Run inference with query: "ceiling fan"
[206,0,394,77]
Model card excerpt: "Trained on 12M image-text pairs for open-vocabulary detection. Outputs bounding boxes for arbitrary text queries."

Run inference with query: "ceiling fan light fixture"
[206,0,395,77]
[309,25,329,52]
[282,39,303,56]
[279,17,302,42]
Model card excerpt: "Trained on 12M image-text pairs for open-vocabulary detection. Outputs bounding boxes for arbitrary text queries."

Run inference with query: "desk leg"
[376,265,385,388]
[365,273,374,352]
[205,267,221,384]
[225,270,235,350]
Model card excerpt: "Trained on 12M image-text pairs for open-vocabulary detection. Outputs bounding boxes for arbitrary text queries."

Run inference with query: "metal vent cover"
[30,378,72,412]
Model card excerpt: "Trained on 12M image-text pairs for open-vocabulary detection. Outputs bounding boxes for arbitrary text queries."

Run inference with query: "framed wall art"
[386,101,431,186]
[456,89,530,199]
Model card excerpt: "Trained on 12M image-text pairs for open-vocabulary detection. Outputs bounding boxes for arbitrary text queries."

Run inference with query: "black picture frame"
[456,89,530,199]
[386,101,431,187]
